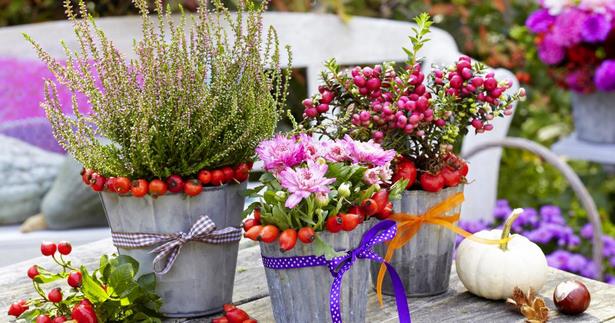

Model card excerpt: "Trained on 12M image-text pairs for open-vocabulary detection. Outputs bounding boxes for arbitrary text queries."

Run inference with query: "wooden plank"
[1,239,614,323]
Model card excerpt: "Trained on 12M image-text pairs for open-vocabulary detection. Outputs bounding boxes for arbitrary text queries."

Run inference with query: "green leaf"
[33,272,65,284]
[113,255,140,274]
[81,267,110,303]
[389,179,409,200]
[137,273,157,292]
[241,201,261,218]
[313,235,345,260]
[110,263,138,298]
[242,185,265,197]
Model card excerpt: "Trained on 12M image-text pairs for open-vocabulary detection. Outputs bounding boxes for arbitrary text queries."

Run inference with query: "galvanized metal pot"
[100,182,246,317]
[260,221,373,323]
[572,91,615,144]
[370,185,463,297]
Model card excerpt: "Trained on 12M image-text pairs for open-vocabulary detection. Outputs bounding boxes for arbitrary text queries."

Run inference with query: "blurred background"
[0,0,613,281]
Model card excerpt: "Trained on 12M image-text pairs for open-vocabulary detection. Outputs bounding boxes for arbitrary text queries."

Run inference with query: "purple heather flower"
[538,35,566,65]
[526,9,556,33]
[582,13,612,42]
[256,135,306,173]
[343,135,396,167]
[551,9,586,47]
[581,223,594,239]
[277,160,336,208]
[595,60,615,91]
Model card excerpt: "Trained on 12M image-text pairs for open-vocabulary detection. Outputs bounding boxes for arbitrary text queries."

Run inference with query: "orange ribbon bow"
[376,192,511,305]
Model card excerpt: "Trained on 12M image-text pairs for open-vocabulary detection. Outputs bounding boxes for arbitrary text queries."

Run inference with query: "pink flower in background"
[526,9,556,33]
[0,58,93,122]
[277,160,335,208]
[343,135,396,166]
[551,9,586,47]
[582,13,612,42]
[255,135,306,173]
[538,35,566,64]
[297,134,320,159]
[595,60,615,91]
[579,0,615,12]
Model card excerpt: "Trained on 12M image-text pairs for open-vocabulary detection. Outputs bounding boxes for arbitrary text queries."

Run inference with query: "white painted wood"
[0,12,517,226]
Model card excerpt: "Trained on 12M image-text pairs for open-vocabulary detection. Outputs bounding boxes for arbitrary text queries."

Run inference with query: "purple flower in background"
[581,223,594,239]
[538,35,566,64]
[343,135,396,167]
[493,200,512,221]
[526,9,556,33]
[580,260,598,279]
[610,257,615,267]
[606,275,615,285]
[595,60,615,91]
[582,13,612,42]
[551,9,586,47]
[277,160,335,208]
[567,254,589,272]
[540,205,565,224]
[603,236,615,257]
[256,135,306,173]
[547,250,572,270]
[511,208,539,232]
[566,69,593,93]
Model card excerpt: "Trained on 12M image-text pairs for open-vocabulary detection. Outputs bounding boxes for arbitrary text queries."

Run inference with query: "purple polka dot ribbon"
[262,220,411,323]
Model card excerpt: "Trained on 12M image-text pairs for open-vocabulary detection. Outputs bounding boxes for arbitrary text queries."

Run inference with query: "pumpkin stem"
[500,208,524,251]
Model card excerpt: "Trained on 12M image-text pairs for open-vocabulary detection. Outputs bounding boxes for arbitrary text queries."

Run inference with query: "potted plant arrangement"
[299,13,525,297]
[526,1,615,143]
[26,0,290,317]
[243,133,409,322]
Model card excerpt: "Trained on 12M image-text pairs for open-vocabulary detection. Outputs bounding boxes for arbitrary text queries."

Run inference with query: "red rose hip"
[27,265,39,279]
[40,241,56,256]
[47,288,62,303]
[58,241,72,255]
[67,271,83,288]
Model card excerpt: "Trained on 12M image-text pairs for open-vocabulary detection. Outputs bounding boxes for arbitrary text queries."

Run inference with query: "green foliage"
[25,0,291,179]
[19,254,162,322]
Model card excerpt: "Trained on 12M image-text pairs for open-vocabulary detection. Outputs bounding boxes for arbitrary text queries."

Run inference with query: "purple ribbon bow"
[262,220,411,323]
[111,215,242,275]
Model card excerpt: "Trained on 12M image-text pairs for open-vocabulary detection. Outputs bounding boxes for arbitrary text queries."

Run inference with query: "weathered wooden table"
[1,239,614,322]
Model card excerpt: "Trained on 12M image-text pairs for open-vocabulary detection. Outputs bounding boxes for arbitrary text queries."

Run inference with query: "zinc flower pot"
[370,185,463,297]
[260,221,373,323]
[572,91,615,144]
[100,182,246,317]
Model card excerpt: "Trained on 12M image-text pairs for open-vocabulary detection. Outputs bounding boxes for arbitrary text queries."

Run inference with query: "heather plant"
[25,0,291,179]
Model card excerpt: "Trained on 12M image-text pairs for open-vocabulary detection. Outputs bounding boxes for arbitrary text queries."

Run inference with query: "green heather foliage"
[25,0,291,179]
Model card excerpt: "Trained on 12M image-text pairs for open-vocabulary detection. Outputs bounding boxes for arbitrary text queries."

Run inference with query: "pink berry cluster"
[431,56,520,134]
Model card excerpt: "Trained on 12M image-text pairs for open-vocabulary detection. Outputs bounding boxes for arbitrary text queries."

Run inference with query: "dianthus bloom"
[343,135,396,167]
[595,60,615,91]
[256,135,306,173]
[320,139,351,163]
[277,160,336,208]
[538,35,566,65]
[526,9,556,33]
[581,13,611,42]
[551,9,586,47]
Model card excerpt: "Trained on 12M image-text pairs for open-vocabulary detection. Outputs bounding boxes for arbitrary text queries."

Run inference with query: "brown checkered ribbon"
[111,215,242,274]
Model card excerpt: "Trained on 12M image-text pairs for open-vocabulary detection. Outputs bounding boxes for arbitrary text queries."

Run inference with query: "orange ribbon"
[376,192,511,305]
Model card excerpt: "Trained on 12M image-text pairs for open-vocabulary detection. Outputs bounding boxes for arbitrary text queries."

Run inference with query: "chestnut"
[553,280,591,315]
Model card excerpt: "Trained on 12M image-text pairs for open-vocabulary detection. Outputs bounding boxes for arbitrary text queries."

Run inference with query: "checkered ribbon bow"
[111,215,242,275]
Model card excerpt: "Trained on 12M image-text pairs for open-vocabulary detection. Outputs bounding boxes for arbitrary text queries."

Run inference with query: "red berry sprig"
[211,303,256,323]
[80,162,253,198]
[242,189,395,252]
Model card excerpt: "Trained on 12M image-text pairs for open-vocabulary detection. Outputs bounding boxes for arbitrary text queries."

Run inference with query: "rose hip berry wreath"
[297,13,526,193]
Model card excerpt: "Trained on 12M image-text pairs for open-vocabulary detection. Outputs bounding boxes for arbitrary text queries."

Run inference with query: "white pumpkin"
[455,208,548,300]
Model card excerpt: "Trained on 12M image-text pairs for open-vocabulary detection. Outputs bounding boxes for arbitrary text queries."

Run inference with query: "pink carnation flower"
[256,135,306,173]
[320,140,351,163]
[277,160,336,208]
[362,163,393,185]
[343,135,396,167]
